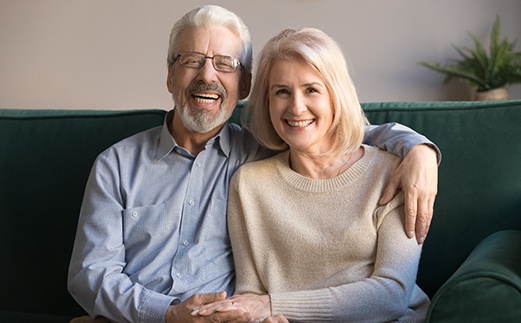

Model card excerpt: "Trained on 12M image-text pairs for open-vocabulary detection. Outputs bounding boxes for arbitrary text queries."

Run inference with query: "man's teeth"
[194,94,220,103]
[287,120,313,127]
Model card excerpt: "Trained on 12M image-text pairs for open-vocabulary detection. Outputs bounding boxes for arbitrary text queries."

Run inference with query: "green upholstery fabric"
[426,230,521,322]
[0,109,166,321]
[0,310,74,323]
[361,100,521,298]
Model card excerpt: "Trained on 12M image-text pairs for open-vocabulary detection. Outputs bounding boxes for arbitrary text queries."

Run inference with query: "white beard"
[173,81,236,133]
[175,98,233,134]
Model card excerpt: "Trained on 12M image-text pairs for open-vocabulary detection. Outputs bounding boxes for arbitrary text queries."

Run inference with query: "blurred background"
[1,0,520,110]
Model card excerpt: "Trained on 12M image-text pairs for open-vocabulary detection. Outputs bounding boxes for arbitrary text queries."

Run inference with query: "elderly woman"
[193,27,430,323]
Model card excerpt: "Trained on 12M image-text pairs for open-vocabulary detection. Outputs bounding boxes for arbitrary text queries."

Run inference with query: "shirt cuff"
[138,291,177,323]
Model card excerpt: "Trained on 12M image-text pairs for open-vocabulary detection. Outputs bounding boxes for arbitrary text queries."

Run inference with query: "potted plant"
[419,16,521,100]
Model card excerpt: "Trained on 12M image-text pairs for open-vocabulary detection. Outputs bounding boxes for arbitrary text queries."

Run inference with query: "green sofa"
[1,100,520,322]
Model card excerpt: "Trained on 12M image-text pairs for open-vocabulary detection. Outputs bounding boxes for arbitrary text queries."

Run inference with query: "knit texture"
[228,145,429,322]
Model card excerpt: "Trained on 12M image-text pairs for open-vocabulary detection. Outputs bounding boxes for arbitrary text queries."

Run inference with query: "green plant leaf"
[418,15,521,91]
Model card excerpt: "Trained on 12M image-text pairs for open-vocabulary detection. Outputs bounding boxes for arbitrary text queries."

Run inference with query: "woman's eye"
[275,89,289,95]
[306,87,318,94]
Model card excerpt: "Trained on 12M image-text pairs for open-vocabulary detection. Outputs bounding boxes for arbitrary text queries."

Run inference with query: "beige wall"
[1,0,520,110]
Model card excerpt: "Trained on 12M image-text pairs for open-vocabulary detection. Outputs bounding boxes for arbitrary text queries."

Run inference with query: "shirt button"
[182,240,189,246]
[188,199,194,206]
[196,162,201,167]
[132,212,138,218]
[176,273,181,278]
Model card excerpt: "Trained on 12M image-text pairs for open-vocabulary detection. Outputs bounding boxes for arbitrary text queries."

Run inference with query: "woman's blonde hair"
[242,28,368,156]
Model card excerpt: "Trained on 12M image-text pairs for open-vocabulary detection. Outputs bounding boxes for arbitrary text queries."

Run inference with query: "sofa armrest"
[426,230,521,322]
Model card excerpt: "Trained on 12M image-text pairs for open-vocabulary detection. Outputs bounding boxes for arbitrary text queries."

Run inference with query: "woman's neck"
[289,146,364,180]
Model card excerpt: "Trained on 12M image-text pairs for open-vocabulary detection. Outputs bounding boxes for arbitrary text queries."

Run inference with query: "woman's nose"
[288,93,307,115]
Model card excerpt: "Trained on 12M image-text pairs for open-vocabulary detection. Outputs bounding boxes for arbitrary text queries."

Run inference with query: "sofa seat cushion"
[427,230,521,322]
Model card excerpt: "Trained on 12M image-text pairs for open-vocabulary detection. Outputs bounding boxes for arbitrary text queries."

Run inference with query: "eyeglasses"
[174,51,241,73]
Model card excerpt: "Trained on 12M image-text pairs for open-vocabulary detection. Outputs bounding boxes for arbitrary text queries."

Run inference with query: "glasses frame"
[174,51,242,73]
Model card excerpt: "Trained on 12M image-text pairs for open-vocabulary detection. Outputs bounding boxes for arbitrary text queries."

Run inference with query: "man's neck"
[169,111,223,156]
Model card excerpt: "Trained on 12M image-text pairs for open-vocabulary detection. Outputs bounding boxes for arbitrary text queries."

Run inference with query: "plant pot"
[472,87,511,101]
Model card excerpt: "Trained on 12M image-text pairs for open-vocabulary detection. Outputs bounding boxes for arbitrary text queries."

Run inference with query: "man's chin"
[180,109,230,134]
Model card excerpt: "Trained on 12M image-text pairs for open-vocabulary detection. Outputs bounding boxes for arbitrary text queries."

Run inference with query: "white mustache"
[186,82,226,98]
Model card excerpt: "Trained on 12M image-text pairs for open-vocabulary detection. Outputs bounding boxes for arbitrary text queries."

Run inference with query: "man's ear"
[166,66,174,94]
[239,72,252,100]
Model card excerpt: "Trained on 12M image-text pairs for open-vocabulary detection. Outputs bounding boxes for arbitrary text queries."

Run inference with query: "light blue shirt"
[68,110,438,323]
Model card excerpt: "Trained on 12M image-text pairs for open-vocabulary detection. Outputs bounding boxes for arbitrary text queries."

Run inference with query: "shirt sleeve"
[363,123,442,164]
[268,195,425,322]
[67,151,175,323]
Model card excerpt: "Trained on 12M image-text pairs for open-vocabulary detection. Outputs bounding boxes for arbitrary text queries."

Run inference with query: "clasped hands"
[192,294,277,323]
[166,291,287,323]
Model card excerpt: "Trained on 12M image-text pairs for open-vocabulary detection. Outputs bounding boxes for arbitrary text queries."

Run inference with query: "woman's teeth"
[287,120,313,127]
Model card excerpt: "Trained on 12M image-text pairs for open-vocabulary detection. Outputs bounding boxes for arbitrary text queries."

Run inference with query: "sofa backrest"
[0,109,166,318]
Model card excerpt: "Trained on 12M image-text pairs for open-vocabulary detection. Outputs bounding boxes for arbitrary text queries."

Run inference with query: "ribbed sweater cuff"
[270,289,333,321]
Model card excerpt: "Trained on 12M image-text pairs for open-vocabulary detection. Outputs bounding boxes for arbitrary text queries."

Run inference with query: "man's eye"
[181,56,201,66]
[217,61,231,67]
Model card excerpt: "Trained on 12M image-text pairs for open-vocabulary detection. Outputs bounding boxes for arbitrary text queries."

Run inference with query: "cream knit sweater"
[228,145,430,322]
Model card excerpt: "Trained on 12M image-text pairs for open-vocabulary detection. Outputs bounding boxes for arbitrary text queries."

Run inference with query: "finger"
[263,315,289,323]
[193,300,249,316]
[196,291,227,306]
[202,310,253,323]
[416,196,435,244]
[414,199,428,244]
[192,301,227,316]
[404,190,418,239]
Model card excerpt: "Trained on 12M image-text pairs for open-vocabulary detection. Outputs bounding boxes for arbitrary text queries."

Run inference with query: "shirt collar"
[155,109,232,161]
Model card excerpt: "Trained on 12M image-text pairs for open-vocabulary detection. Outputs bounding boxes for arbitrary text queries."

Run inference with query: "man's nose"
[196,57,219,83]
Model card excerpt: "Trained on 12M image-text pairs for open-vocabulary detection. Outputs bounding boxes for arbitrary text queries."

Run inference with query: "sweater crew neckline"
[275,145,375,193]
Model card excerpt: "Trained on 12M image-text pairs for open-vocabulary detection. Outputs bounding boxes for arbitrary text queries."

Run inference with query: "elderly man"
[68,5,438,323]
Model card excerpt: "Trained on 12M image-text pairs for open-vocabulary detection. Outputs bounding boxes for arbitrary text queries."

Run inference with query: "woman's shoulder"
[363,145,401,167]
[234,150,288,179]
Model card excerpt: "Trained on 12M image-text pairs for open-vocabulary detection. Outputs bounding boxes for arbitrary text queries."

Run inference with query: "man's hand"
[192,294,270,322]
[379,144,438,244]
[166,291,253,323]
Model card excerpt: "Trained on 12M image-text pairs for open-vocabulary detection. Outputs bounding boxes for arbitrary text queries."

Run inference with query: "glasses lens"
[213,56,237,72]
[177,52,239,72]
[178,53,204,68]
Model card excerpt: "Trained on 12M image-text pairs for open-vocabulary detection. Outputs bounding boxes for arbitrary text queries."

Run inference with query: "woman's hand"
[191,294,271,322]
